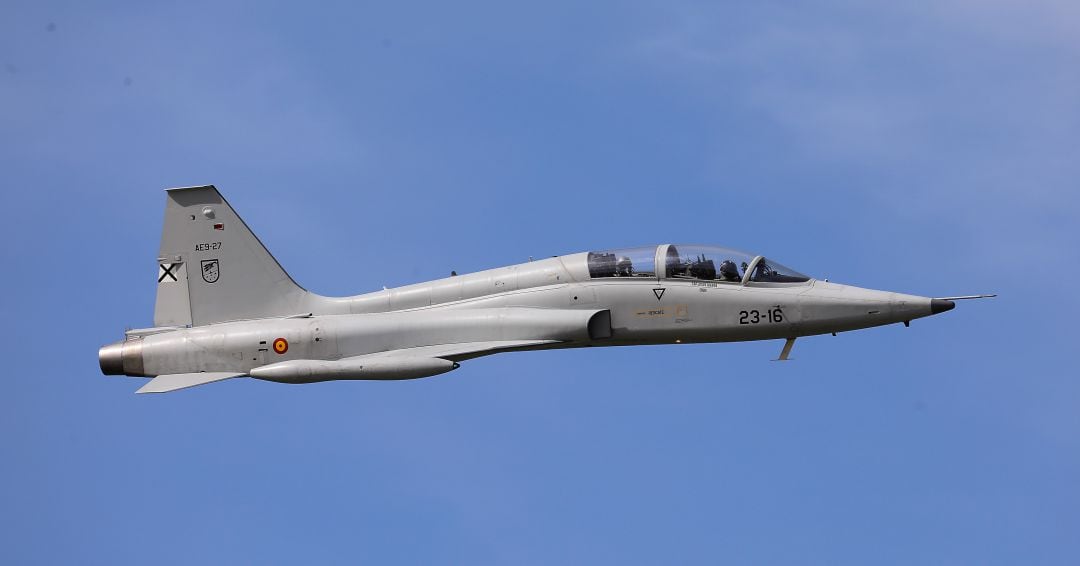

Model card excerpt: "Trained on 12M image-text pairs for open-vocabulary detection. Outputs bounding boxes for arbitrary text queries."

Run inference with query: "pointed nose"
[930,299,955,314]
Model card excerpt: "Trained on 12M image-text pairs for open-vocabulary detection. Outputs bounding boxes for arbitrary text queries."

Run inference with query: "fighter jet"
[99,185,992,393]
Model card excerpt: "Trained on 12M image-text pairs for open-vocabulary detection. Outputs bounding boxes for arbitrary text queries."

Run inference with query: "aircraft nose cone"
[930,299,955,314]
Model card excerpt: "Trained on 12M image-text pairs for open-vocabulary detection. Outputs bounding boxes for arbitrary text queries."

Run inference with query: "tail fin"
[154,185,310,326]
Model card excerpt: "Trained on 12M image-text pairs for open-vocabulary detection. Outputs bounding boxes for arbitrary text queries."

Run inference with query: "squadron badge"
[201,259,220,283]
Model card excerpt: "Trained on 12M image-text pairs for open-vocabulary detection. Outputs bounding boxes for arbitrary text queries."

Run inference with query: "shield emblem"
[201,259,220,283]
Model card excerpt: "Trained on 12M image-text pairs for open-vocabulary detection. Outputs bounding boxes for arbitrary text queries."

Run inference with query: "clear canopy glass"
[665,244,809,283]
[586,247,658,278]
[665,245,753,282]
[586,245,810,283]
[748,256,811,283]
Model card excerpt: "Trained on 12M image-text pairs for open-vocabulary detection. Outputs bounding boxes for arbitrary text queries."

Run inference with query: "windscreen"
[749,258,810,283]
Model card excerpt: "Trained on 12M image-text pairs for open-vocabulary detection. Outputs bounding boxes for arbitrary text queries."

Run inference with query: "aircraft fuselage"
[102,252,951,381]
[98,186,968,393]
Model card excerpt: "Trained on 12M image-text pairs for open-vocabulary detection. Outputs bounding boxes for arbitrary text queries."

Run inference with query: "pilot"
[719,260,740,281]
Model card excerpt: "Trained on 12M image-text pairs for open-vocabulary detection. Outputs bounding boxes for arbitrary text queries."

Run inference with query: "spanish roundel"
[272,338,288,355]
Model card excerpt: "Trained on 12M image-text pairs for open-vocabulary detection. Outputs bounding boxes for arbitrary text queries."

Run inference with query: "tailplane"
[154,185,310,326]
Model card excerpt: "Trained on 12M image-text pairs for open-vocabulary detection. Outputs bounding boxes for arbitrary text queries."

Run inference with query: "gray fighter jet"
[99,186,992,393]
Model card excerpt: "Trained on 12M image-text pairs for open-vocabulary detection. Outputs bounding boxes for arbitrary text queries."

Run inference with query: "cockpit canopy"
[587,245,810,284]
[586,247,657,279]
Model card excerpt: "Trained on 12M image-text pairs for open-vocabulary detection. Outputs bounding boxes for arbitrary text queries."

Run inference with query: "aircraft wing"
[353,339,562,362]
[248,339,562,382]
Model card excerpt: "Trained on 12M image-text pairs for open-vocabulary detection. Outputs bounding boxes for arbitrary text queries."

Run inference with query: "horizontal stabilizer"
[136,372,244,394]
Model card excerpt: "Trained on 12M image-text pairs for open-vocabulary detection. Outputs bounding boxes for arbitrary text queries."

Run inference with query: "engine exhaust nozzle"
[98,340,145,376]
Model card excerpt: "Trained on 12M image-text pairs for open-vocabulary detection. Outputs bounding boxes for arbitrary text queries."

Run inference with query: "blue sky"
[2,1,1078,564]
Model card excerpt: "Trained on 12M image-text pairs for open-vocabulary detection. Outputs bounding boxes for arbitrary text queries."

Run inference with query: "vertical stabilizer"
[154,185,310,326]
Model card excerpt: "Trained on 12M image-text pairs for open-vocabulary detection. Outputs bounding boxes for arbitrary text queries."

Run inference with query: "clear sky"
[2,1,1078,564]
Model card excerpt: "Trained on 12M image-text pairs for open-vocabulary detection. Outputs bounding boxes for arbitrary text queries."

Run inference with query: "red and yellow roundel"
[272,338,289,355]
